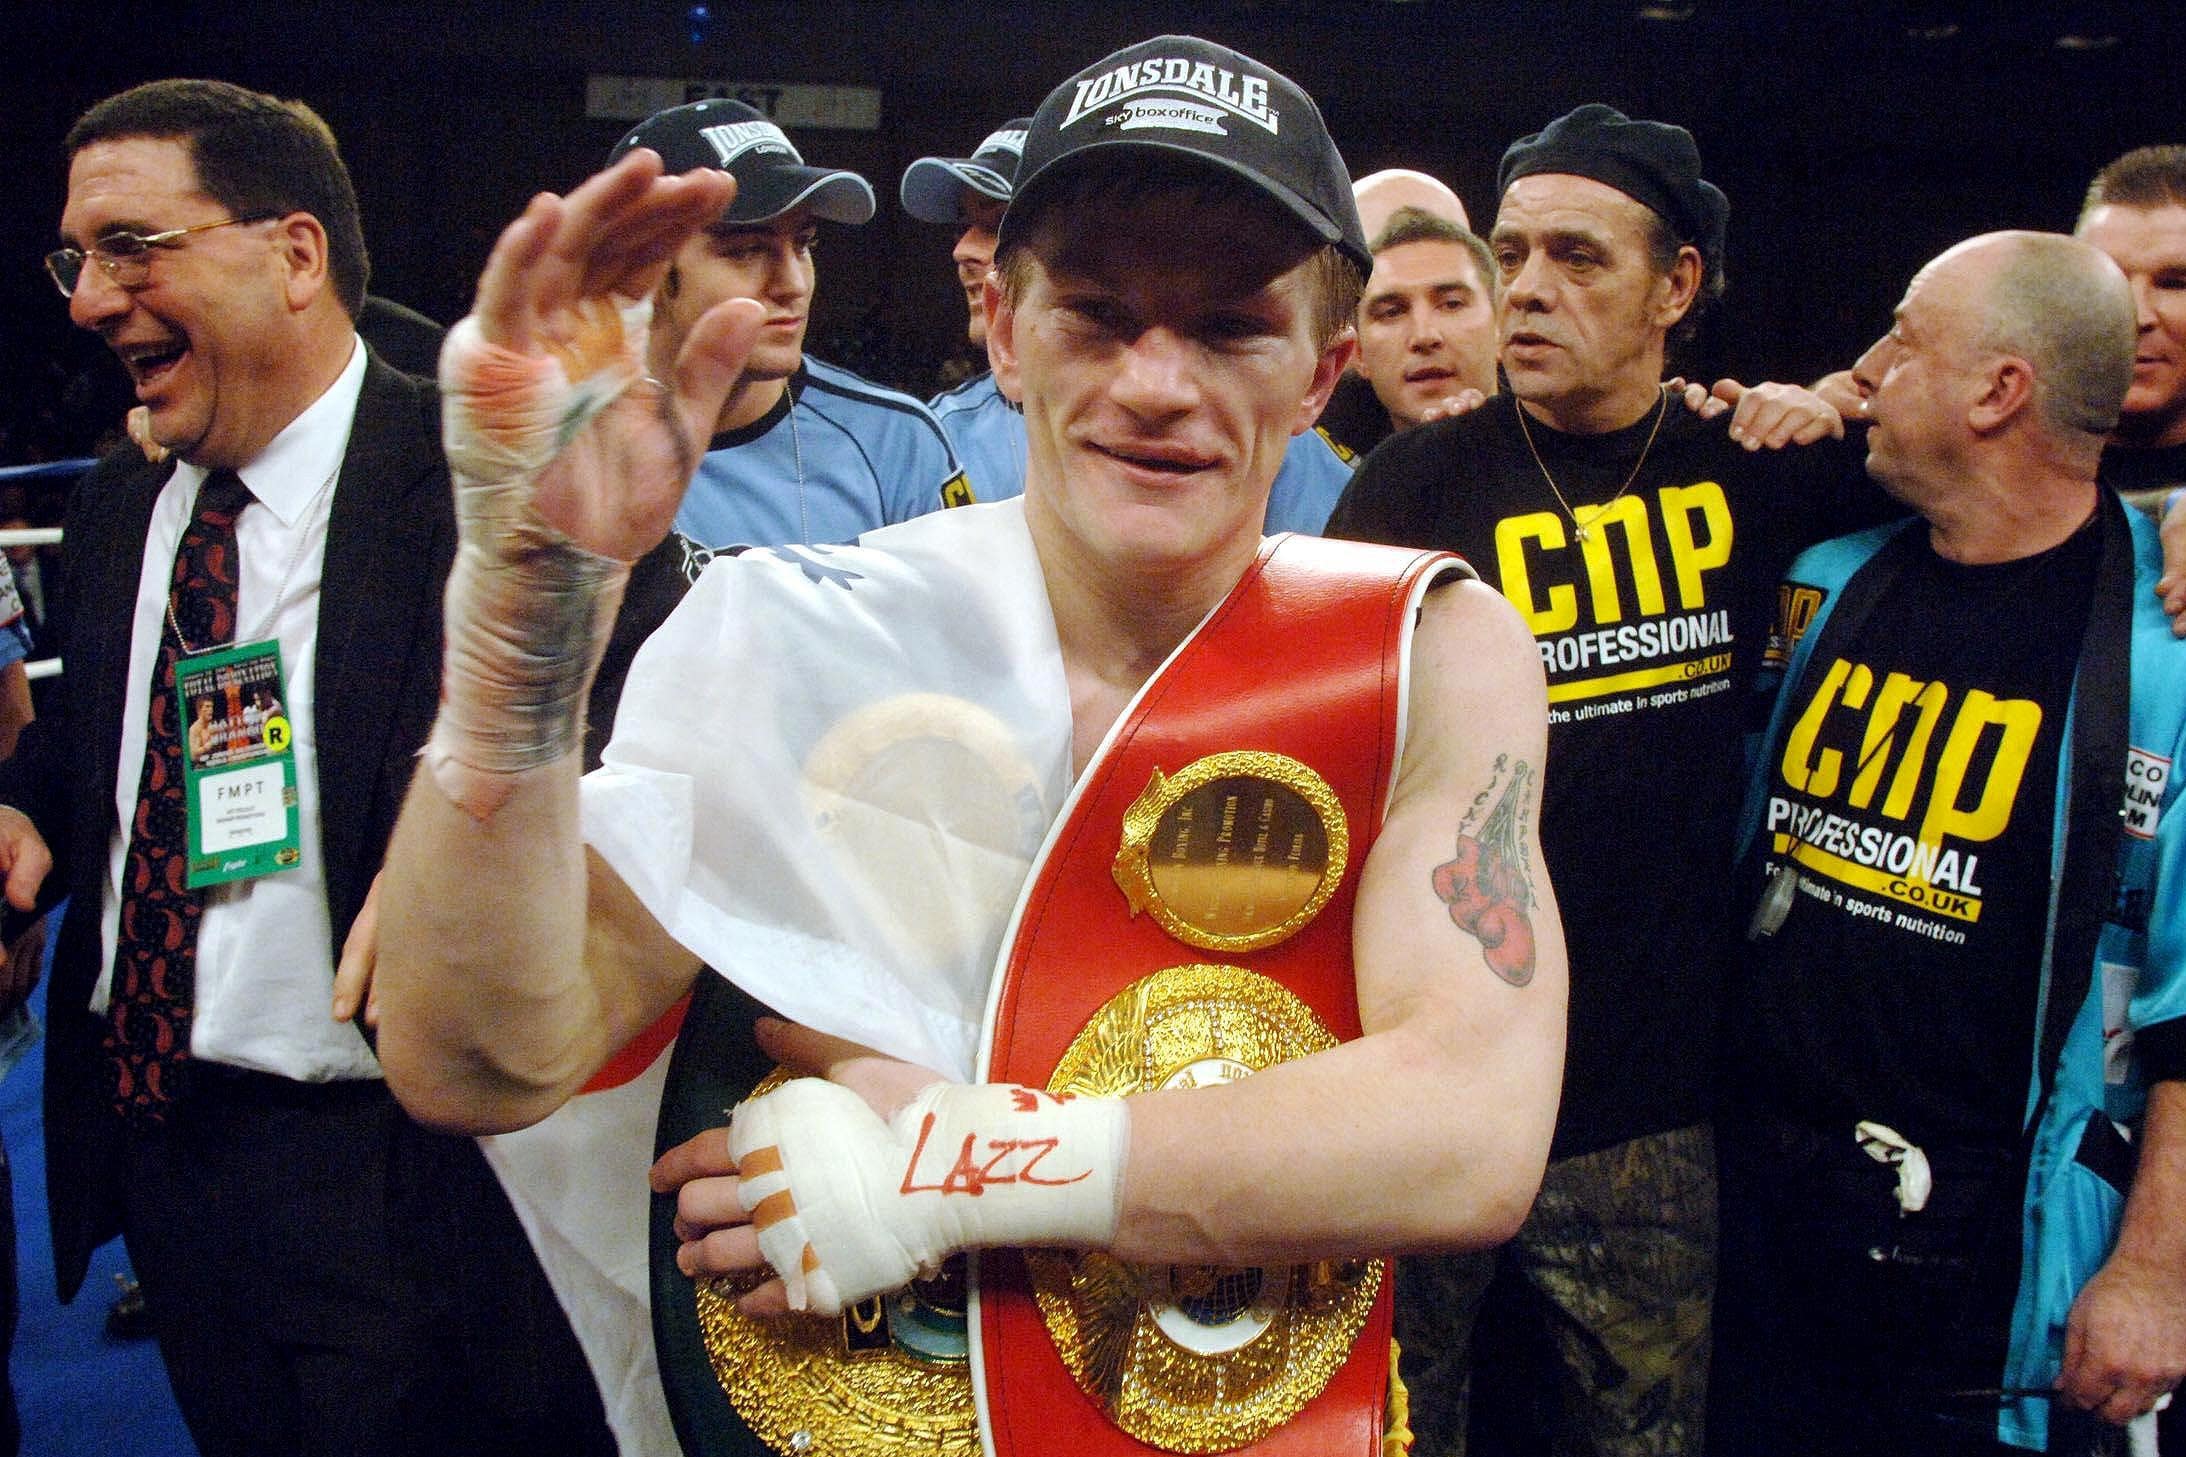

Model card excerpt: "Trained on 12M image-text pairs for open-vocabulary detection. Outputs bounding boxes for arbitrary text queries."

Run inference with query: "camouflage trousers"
[1394,1122,1717,1457]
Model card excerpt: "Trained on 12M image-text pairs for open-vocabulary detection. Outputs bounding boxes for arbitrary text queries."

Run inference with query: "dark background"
[6,0,2184,470]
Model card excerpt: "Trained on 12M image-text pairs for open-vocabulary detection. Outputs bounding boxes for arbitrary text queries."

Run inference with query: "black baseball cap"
[609,98,875,226]
[1498,104,1728,270]
[998,35,1368,272]
[900,119,1033,224]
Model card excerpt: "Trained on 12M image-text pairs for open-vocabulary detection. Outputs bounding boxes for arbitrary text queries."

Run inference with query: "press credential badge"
[176,640,300,888]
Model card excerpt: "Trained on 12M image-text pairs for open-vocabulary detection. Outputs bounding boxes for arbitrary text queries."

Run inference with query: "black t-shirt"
[1733,518,2101,1146]
[1330,392,1888,1156]
[2100,440,2186,497]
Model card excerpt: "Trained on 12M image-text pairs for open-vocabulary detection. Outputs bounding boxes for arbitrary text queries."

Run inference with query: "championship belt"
[655,988,990,1457]
[653,533,1465,1456]
[976,533,1467,1457]
[653,689,1051,1457]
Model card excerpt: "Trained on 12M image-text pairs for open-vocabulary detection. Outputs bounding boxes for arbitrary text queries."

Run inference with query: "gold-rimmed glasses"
[44,212,277,298]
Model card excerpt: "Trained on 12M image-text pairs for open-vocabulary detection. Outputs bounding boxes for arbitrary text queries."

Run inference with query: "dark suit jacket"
[0,352,685,1300]
[356,296,447,380]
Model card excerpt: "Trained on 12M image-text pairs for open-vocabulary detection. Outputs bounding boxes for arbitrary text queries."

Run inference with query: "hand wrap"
[425,298,653,817]
[728,1079,1129,1315]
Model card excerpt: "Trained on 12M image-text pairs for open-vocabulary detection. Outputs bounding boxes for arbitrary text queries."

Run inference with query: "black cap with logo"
[609,98,876,226]
[998,35,1368,272]
[901,119,1034,224]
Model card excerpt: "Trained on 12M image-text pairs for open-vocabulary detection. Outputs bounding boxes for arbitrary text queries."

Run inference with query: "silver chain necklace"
[1513,384,1670,544]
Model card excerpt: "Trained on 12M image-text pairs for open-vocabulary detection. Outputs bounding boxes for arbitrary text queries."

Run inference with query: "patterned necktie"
[108,469,252,1122]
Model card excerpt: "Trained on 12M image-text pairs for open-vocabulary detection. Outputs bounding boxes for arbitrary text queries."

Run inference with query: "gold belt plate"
[1112,752,1350,954]
[1028,965,1383,1452]
[697,1070,980,1456]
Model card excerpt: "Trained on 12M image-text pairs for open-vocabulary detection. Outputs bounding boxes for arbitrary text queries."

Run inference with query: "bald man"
[1354,166,1470,236]
[1720,232,2186,1456]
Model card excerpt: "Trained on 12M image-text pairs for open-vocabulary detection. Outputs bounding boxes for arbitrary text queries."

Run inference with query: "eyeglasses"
[44,212,277,299]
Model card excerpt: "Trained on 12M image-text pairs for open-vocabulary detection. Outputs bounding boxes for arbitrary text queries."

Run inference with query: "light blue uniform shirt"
[929,372,1025,512]
[676,358,967,550]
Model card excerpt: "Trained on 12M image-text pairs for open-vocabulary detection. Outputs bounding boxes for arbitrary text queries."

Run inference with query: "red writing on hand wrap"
[898,1112,1094,1196]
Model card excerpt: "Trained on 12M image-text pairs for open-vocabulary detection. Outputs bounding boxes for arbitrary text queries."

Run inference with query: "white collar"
[178,333,366,526]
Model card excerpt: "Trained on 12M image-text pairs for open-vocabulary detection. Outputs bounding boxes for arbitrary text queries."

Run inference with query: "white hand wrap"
[728,1079,1129,1315]
[426,299,654,817]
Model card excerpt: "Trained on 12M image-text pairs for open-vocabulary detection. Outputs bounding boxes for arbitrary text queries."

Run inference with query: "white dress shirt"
[96,337,382,1082]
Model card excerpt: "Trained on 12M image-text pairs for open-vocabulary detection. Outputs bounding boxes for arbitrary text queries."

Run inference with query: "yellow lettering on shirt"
[1495,512,1579,634]
[1918,690,2041,847]
[1496,482,1735,635]
[1849,673,1949,817]
[1658,481,1732,610]
[1572,497,1663,623]
[1783,657,1874,798]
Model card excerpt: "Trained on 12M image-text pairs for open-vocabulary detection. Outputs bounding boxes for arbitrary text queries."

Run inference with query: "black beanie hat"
[1499,103,1727,271]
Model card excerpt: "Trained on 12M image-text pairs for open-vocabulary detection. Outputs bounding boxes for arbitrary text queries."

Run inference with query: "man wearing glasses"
[0,79,636,1456]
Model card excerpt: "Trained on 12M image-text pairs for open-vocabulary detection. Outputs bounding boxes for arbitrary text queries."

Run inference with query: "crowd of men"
[0,31,2180,1457]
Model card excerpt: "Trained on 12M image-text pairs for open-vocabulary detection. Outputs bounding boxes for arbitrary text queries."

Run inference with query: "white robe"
[487,499,1077,1452]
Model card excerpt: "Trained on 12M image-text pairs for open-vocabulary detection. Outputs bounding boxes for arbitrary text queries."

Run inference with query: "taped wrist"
[426,304,650,816]
[728,1078,1128,1315]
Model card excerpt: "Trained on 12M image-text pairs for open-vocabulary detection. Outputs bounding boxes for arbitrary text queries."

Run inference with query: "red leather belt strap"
[978,532,1466,1457]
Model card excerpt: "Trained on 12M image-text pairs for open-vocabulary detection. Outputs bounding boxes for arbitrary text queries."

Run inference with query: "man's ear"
[1345,313,1370,378]
[277,212,331,312]
[1651,244,1703,330]
[1295,327,1357,435]
[986,275,1023,405]
[1968,355,2035,435]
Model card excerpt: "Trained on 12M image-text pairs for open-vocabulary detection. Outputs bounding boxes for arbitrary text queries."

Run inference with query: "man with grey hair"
[1814,147,2186,636]
[1719,231,2186,1455]
[1331,104,1865,1457]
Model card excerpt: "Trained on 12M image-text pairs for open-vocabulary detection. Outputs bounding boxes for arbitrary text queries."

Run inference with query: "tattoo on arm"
[1431,754,1538,986]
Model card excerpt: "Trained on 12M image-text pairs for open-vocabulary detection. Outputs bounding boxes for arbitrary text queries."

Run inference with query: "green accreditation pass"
[176,640,301,889]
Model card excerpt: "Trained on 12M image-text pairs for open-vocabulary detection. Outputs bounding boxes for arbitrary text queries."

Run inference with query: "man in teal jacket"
[1720,231,2186,1455]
